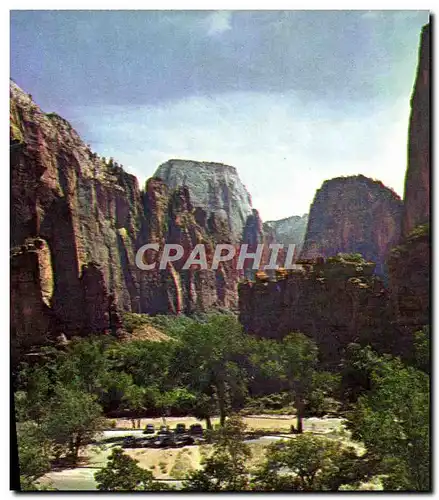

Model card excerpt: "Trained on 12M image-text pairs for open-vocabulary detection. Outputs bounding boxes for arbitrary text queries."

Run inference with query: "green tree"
[247,334,337,425]
[108,339,173,392]
[15,365,52,424]
[252,434,372,491]
[122,384,146,428]
[170,314,249,426]
[42,385,104,461]
[55,336,112,396]
[412,326,430,374]
[94,448,171,491]
[17,422,52,490]
[280,333,319,433]
[184,415,251,491]
[347,352,430,491]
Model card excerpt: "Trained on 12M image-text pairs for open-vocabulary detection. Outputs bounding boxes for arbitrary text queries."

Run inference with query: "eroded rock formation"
[300,175,402,275]
[10,82,246,351]
[402,23,430,238]
[11,82,143,347]
[138,178,240,315]
[388,23,430,337]
[239,256,393,367]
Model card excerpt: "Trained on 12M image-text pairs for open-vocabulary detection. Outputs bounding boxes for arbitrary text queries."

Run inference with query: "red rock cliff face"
[138,178,240,315]
[300,175,402,274]
[239,257,394,368]
[238,24,430,363]
[402,23,430,238]
[10,82,240,350]
[11,82,143,342]
[387,23,430,336]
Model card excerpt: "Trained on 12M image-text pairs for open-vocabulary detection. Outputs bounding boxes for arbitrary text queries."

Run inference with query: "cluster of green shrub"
[13,314,430,491]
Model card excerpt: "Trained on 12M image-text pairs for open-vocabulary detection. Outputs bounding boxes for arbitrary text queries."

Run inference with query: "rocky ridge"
[387,23,430,336]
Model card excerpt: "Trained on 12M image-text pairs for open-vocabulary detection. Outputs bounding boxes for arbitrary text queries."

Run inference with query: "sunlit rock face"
[10,80,143,343]
[10,82,245,353]
[300,175,402,275]
[154,159,253,243]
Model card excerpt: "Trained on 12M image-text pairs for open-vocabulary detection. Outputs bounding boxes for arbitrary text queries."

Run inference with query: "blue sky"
[10,10,429,220]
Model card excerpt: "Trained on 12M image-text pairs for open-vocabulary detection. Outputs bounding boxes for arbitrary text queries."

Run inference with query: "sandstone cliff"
[238,24,430,364]
[138,177,240,315]
[10,82,243,351]
[402,23,430,238]
[387,224,429,331]
[11,82,140,344]
[300,175,402,274]
[239,255,393,368]
[387,23,430,338]
[154,159,253,242]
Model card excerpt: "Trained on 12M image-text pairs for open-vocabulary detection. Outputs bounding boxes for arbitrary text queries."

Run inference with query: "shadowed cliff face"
[388,23,430,336]
[239,257,394,368]
[388,224,429,331]
[402,23,430,238]
[300,175,402,275]
[10,82,246,349]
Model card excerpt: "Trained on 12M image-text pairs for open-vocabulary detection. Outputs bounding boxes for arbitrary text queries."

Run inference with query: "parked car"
[122,436,140,448]
[143,424,155,434]
[138,437,155,447]
[174,423,186,434]
[152,434,176,448]
[175,434,195,446]
[158,425,171,435]
[189,424,204,436]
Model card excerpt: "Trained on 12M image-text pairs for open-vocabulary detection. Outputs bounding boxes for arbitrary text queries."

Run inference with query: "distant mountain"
[263,214,308,258]
[154,159,253,243]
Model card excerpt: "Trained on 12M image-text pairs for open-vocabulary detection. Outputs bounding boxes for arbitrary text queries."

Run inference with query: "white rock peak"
[154,159,253,242]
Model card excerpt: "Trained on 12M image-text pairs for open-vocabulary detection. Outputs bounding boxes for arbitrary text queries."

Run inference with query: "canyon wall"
[10,82,248,350]
[402,23,430,238]
[11,83,139,346]
[388,22,430,334]
[239,23,430,361]
[239,256,393,367]
[300,175,402,275]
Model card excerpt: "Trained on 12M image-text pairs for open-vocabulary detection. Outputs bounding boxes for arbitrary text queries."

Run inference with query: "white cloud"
[205,11,232,36]
[70,91,410,222]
